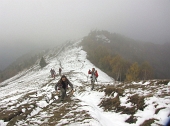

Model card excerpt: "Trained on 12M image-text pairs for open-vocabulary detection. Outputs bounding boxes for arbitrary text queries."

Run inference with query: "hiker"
[50,69,56,79]
[88,68,98,90]
[59,68,62,76]
[55,75,74,101]
[50,69,54,77]
[53,69,56,79]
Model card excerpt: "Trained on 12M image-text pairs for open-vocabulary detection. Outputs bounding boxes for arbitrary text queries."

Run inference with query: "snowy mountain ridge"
[0,40,170,126]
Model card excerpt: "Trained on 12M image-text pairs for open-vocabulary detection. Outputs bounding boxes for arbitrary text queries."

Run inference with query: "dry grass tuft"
[125,115,137,124]
[139,118,158,126]
[156,80,169,85]
[128,94,145,110]
[104,85,124,96]
[118,106,136,115]
[155,107,166,114]
[99,94,120,111]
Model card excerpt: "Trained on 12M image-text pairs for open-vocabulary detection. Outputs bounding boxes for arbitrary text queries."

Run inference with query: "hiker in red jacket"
[88,68,98,90]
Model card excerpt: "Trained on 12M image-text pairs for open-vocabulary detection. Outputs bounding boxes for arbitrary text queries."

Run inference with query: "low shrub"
[104,86,124,96]
[128,94,145,110]
[125,115,137,124]
[139,118,157,126]
[121,106,136,115]
[156,80,169,85]
[99,95,120,111]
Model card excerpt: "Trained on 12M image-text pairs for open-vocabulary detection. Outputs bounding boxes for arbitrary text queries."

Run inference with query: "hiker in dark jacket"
[55,75,74,101]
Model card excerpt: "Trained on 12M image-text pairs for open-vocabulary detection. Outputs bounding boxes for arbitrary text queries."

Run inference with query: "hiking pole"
[87,74,89,83]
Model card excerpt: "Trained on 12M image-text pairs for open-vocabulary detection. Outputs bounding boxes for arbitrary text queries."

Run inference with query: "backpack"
[88,70,91,74]
[59,68,62,72]
[95,70,98,77]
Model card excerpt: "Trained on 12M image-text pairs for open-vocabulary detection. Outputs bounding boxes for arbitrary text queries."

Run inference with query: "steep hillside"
[0,41,169,126]
[0,49,46,83]
[81,30,170,79]
[0,42,72,83]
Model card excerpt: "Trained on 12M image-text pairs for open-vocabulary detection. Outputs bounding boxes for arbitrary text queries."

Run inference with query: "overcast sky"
[0,0,170,70]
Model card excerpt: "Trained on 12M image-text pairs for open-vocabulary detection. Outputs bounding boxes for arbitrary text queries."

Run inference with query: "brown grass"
[99,94,120,111]
[104,86,124,96]
[119,106,136,115]
[128,94,145,110]
[155,107,166,114]
[125,115,137,124]
[139,118,158,126]
[156,80,169,85]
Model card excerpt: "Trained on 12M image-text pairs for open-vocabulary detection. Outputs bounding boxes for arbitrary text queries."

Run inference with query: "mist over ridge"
[0,0,170,70]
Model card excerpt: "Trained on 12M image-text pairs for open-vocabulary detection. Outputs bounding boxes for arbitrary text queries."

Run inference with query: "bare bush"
[139,118,158,126]
[128,94,145,110]
[99,95,120,111]
[125,115,137,124]
[104,86,124,96]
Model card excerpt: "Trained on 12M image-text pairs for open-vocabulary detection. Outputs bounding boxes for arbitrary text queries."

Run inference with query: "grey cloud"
[0,0,170,69]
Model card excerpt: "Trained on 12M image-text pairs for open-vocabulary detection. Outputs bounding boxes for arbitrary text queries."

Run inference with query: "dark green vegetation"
[39,57,47,68]
[81,30,170,80]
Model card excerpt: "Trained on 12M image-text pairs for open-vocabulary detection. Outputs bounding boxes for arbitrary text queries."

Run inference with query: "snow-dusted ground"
[0,41,169,126]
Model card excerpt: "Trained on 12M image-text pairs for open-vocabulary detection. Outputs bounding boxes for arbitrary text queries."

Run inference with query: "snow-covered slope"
[0,41,169,126]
